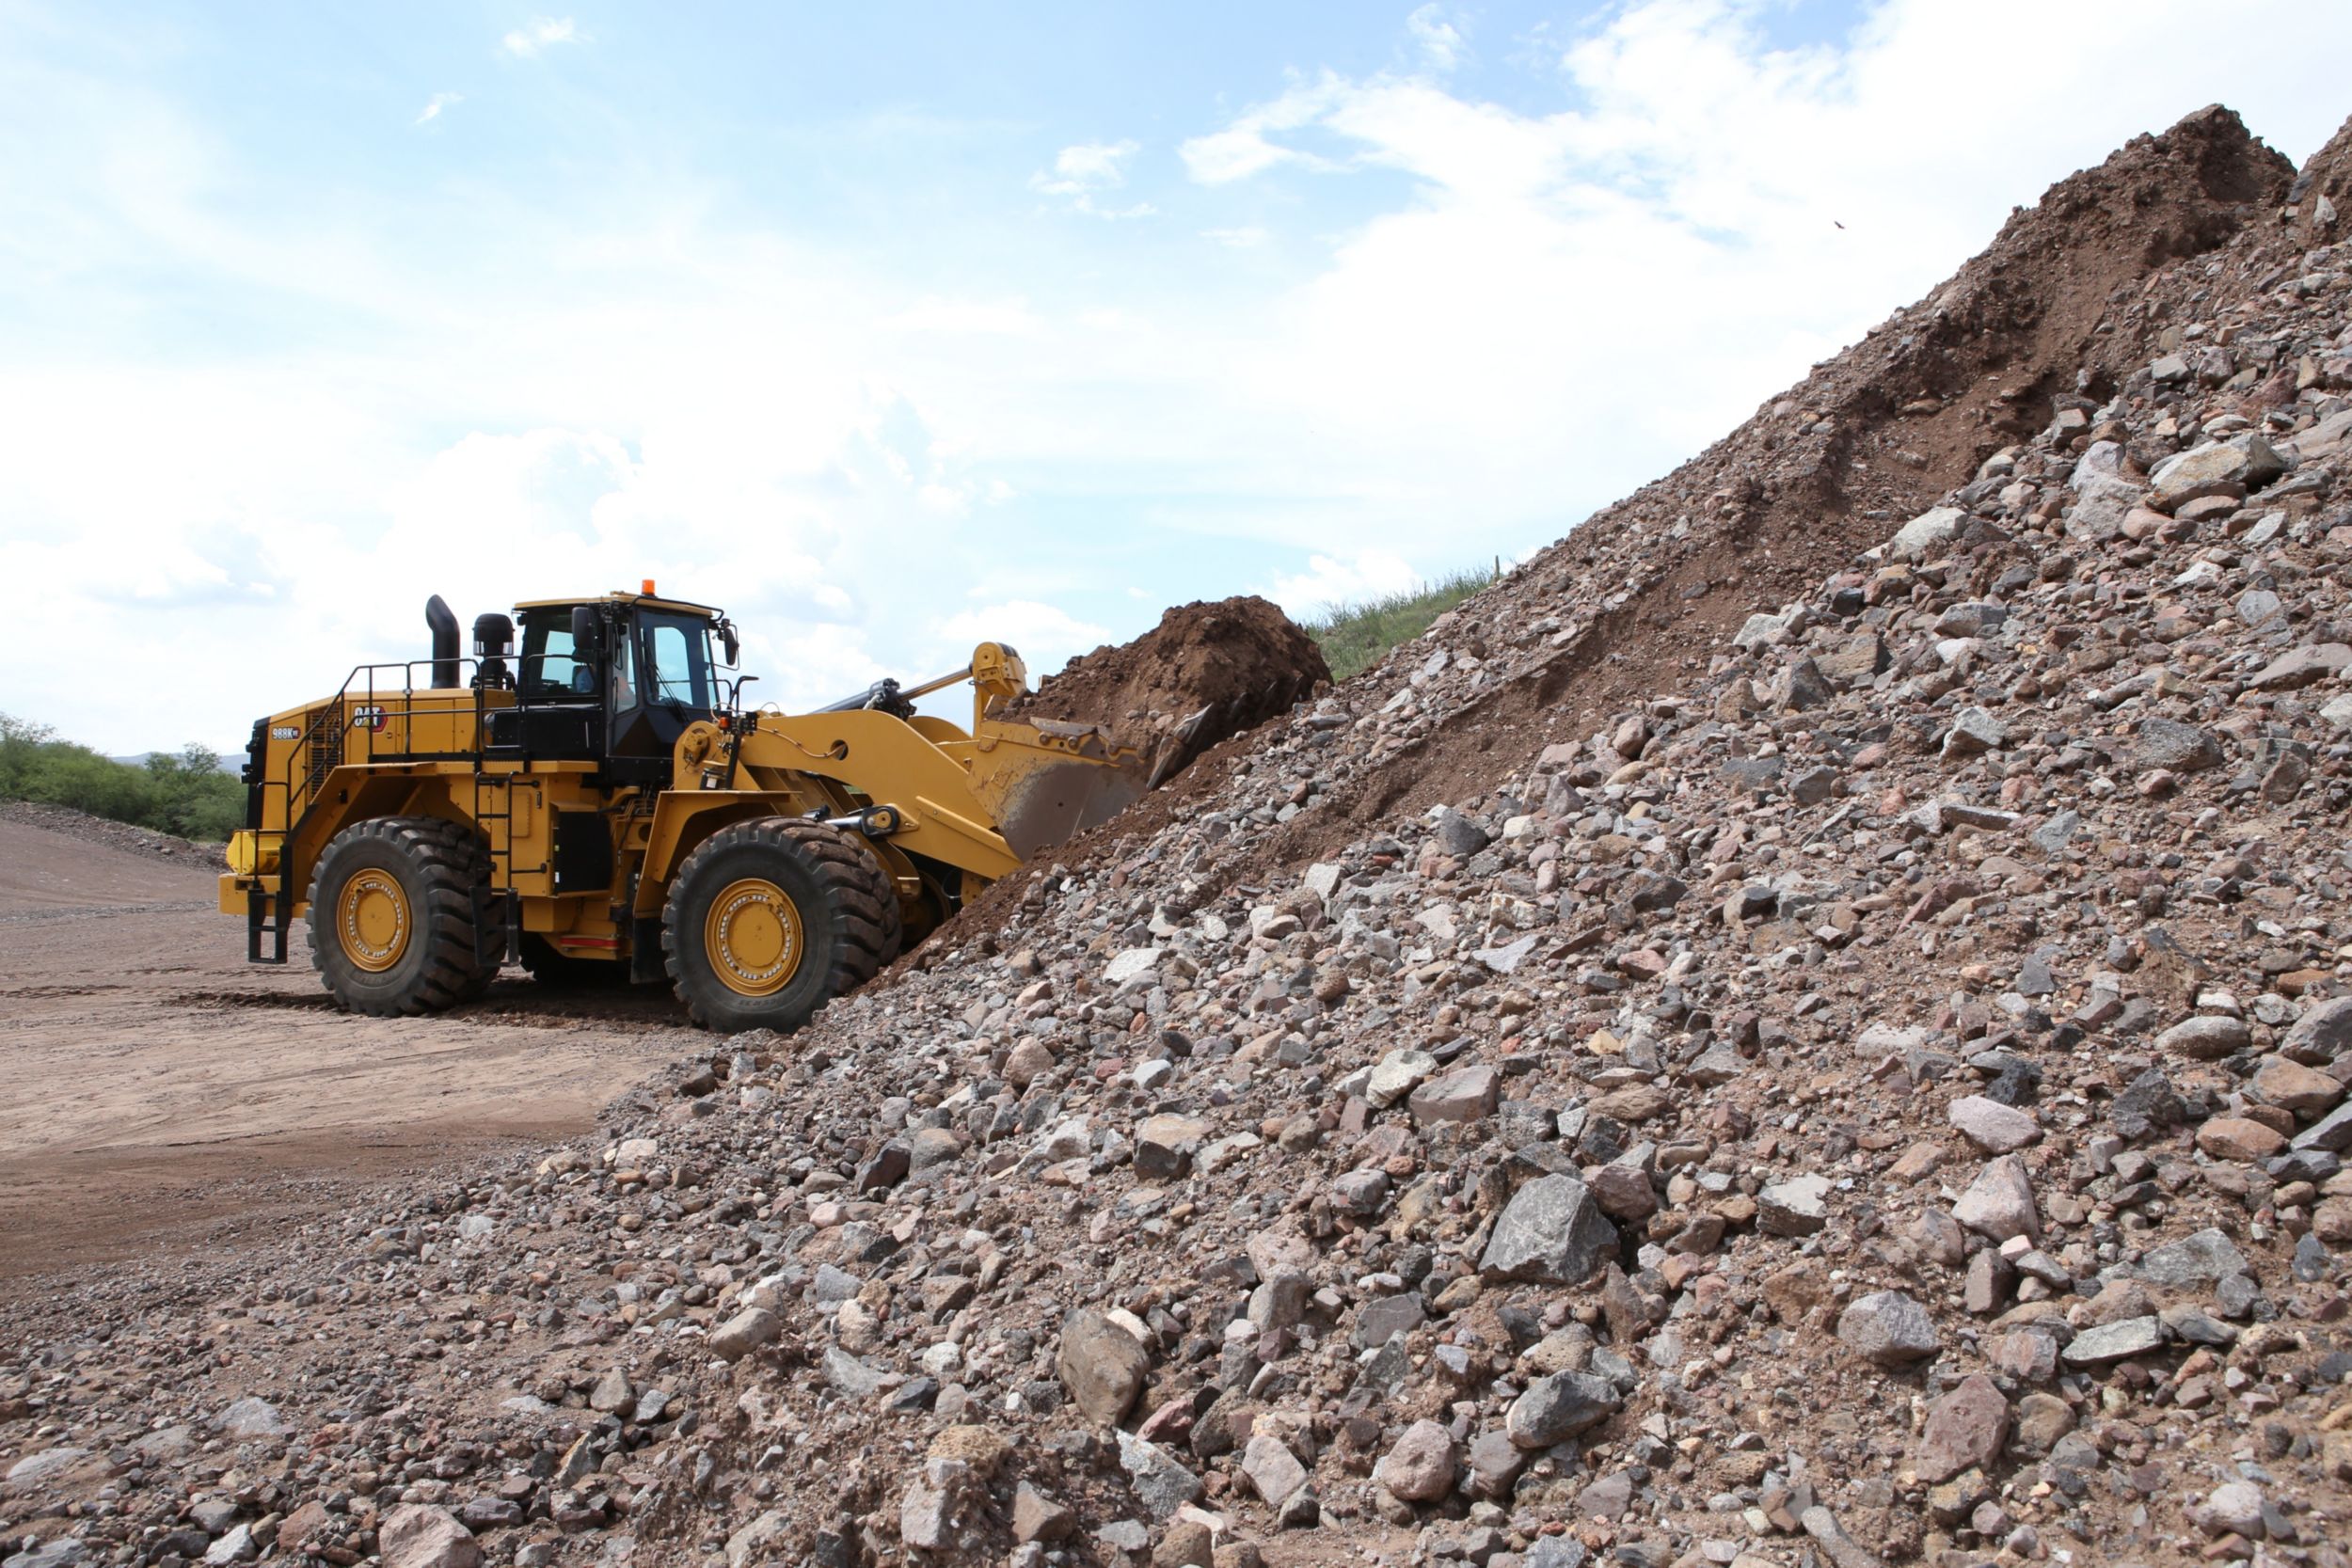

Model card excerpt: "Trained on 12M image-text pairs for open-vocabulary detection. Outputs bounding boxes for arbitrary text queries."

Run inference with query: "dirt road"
[0,816,691,1291]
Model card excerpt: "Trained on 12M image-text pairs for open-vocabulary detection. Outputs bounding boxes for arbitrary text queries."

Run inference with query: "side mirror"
[719,622,740,668]
[569,605,605,663]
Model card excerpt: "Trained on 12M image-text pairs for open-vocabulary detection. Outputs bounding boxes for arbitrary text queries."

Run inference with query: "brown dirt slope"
[1247,103,2296,860]
[1009,595,1330,786]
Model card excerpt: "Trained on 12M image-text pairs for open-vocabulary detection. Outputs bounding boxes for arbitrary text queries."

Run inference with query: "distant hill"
[111,752,240,775]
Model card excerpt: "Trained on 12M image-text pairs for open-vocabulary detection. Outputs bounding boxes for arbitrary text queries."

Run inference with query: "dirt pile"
[8,103,2352,1568]
[1009,596,1330,787]
[0,800,226,868]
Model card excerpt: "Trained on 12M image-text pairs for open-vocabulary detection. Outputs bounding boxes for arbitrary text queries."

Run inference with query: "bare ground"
[0,816,690,1294]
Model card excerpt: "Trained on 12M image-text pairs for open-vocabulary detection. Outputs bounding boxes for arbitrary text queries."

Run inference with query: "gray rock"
[2031,810,2081,854]
[820,1346,887,1397]
[378,1506,481,1568]
[202,1528,256,1567]
[1011,1484,1074,1544]
[2284,997,2352,1059]
[1115,1432,1200,1519]
[1434,809,1492,858]
[2156,1015,2250,1060]
[810,1265,864,1306]
[2061,1315,2166,1366]
[1801,1505,1890,1568]
[1133,1114,1211,1180]
[1366,1048,1438,1108]
[708,1307,781,1362]
[1526,1539,1588,1568]
[1943,707,2008,758]
[1355,1292,1426,1350]
[1836,1290,1941,1369]
[1578,1471,1635,1521]
[1733,609,1802,650]
[1241,1433,1309,1505]
[1953,1154,2038,1243]
[1409,1065,1501,1124]
[2149,441,2258,511]
[1505,1370,1620,1448]
[4,1449,90,1485]
[1948,1095,2040,1153]
[1757,1174,1831,1236]
[587,1368,633,1416]
[2292,1101,2352,1154]
[1915,1375,2009,1484]
[1788,765,1838,805]
[1884,506,1964,562]
[2136,719,2224,774]
[724,1511,790,1568]
[2112,1067,2186,1139]
[2135,1228,2247,1289]
[2248,642,2352,692]
[1,1544,87,1568]
[1375,1420,1456,1502]
[1479,1176,1618,1284]
[1057,1307,1150,1426]
[215,1397,290,1439]
[2204,1481,2266,1540]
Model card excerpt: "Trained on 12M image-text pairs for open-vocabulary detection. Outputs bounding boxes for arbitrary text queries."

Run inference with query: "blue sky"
[5,0,2349,751]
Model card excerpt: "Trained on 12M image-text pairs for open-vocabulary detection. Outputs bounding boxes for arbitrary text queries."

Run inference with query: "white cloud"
[1033,139,1138,196]
[1031,139,1156,218]
[930,600,1112,681]
[1405,5,1466,71]
[1264,550,1421,619]
[882,296,1041,335]
[1201,226,1267,248]
[501,16,580,57]
[1178,77,1342,184]
[414,91,462,125]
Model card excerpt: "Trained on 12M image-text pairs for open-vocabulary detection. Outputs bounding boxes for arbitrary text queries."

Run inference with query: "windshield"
[641,613,714,710]
[517,610,588,700]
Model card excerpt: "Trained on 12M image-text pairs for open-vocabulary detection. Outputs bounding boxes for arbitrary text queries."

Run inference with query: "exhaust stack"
[425,595,461,688]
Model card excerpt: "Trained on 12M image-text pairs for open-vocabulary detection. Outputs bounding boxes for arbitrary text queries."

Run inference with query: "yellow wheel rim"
[338,868,411,974]
[706,877,803,997]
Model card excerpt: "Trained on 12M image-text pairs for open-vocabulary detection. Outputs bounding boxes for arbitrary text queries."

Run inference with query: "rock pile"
[8,103,2352,1568]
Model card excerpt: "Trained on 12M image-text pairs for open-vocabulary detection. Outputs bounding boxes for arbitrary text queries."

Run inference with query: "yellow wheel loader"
[220,587,1144,1033]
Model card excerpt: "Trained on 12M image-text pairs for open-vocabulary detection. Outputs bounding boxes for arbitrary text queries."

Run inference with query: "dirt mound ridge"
[0,800,226,869]
[1231,104,2298,861]
[1009,595,1330,786]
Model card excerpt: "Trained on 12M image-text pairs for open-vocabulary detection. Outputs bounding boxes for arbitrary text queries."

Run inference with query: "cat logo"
[352,705,389,734]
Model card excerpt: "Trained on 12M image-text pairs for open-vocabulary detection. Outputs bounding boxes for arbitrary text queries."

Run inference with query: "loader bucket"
[987,750,1148,861]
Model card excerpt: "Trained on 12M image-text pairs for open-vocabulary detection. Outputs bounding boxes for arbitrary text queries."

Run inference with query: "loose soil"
[1009,596,1329,786]
[0,816,690,1293]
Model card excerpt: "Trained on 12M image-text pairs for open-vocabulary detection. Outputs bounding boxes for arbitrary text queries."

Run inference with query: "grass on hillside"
[1302,564,1500,682]
[0,713,245,842]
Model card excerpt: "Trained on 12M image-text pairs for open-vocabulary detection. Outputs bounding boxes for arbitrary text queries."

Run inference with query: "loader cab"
[496,590,729,782]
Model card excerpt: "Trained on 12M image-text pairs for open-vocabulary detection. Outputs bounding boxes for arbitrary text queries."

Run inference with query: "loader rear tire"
[662,816,902,1034]
[307,816,491,1017]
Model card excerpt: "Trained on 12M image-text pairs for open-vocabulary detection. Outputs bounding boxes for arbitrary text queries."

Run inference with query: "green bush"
[1301,564,1500,682]
[0,714,242,842]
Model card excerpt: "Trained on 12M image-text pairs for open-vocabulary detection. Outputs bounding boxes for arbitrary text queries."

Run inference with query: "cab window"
[642,614,713,710]
[518,613,586,700]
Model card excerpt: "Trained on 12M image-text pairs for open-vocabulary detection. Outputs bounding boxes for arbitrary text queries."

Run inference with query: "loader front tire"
[662,816,902,1034]
[307,816,490,1017]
